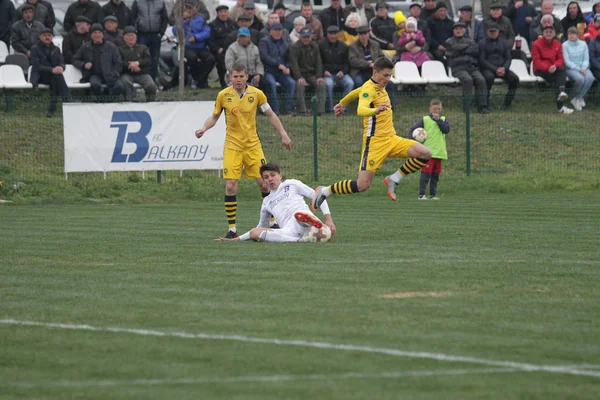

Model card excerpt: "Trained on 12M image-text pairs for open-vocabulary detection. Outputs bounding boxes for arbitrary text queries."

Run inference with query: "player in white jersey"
[217,163,336,242]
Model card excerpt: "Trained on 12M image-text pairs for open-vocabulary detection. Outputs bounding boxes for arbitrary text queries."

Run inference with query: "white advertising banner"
[63,102,225,173]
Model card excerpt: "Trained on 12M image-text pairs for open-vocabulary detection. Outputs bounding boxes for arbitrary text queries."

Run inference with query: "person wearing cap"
[445,21,489,113]
[30,28,70,117]
[119,26,157,101]
[103,15,125,47]
[131,0,168,80]
[319,24,354,112]
[259,12,291,43]
[458,5,484,43]
[242,1,264,32]
[172,1,214,89]
[225,27,264,87]
[10,4,45,57]
[584,12,600,41]
[588,14,600,81]
[74,23,125,99]
[562,26,594,110]
[224,14,260,50]
[62,15,91,64]
[319,0,346,34]
[16,0,52,30]
[289,27,326,114]
[101,0,133,30]
[530,0,562,41]
[210,5,238,88]
[343,0,374,27]
[229,0,265,24]
[64,0,103,33]
[503,0,537,45]
[259,21,296,114]
[299,3,324,41]
[0,0,16,51]
[427,2,454,65]
[274,2,293,32]
[484,0,516,48]
[402,2,430,47]
[421,0,437,21]
[349,25,394,97]
[370,2,396,51]
[532,24,572,113]
[479,23,520,111]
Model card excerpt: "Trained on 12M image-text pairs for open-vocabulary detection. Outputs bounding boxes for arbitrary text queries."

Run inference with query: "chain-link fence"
[1,89,599,196]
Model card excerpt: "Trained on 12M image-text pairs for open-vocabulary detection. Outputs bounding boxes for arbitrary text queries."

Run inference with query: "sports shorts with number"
[213,85,271,180]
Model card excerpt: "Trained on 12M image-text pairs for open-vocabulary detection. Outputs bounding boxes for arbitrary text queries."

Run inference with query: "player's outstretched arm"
[324,213,336,236]
[339,87,360,107]
[265,108,291,150]
[195,114,220,138]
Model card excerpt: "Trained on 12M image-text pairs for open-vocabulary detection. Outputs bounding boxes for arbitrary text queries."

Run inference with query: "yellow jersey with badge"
[213,85,268,151]
[341,80,396,139]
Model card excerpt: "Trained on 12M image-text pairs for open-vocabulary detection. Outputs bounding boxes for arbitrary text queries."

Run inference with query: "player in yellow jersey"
[311,57,431,212]
[195,64,292,239]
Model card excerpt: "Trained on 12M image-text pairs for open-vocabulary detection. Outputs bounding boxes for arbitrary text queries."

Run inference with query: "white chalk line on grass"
[6,368,520,389]
[2,319,600,379]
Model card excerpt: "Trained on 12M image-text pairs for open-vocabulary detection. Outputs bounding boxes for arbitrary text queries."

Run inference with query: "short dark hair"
[230,63,247,74]
[430,98,442,106]
[260,163,281,176]
[373,57,394,71]
[301,2,312,9]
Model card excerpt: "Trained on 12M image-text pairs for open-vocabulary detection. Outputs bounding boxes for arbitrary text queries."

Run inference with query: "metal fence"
[1,89,599,194]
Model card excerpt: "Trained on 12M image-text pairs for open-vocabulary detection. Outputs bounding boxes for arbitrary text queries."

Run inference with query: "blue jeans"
[566,68,595,99]
[137,33,161,80]
[324,74,354,111]
[264,71,295,113]
[353,71,396,105]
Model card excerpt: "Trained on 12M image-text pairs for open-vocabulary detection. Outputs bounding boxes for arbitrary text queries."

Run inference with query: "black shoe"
[270,223,280,229]
[478,107,489,114]
[487,104,493,112]
[224,230,238,239]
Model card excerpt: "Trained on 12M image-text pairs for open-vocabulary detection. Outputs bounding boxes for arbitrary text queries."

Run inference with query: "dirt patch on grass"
[377,291,453,299]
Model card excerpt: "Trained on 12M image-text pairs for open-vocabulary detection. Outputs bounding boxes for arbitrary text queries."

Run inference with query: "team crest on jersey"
[224,168,228,174]
[362,93,369,98]
[369,160,375,166]
[248,96,255,103]
[227,98,233,102]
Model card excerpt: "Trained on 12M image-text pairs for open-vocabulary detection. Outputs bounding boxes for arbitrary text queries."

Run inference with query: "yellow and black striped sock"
[224,195,237,231]
[399,158,428,177]
[329,180,359,195]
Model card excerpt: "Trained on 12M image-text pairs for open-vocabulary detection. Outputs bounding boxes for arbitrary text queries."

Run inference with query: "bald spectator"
[101,0,133,29]
[64,0,102,33]
[62,16,91,64]
[16,0,53,29]
[531,0,563,41]
[300,2,324,41]
[103,15,124,47]
[0,0,16,50]
[319,0,345,33]
[243,1,264,32]
[11,4,45,57]
[210,5,238,88]
[224,14,259,50]
[427,2,454,64]
[119,26,157,101]
[290,27,326,115]
[225,27,264,87]
[370,2,396,51]
[343,0,374,27]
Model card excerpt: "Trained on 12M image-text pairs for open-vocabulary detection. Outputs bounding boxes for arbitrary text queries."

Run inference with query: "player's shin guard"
[399,158,428,177]
[224,195,237,231]
[329,180,359,195]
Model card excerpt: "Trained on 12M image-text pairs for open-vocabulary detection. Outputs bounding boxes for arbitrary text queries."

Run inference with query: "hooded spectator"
[398,17,430,66]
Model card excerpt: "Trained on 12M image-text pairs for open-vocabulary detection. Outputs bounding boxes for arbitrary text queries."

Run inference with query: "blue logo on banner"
[111,111,152,163]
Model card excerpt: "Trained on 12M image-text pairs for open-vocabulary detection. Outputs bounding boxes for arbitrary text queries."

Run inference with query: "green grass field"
[2,191,600,399]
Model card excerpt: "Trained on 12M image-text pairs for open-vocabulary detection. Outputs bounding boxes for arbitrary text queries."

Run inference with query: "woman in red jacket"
[531,24,573,114]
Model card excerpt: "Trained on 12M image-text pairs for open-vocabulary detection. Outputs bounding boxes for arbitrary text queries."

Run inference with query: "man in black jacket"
[370,2,396,51]
[101,0,133,29]
[11,4,45,57]
[0,0,16,50]
[74,23,125,99]
[30,28,70,117]
[209,5,238,88]
[103,15,124,47]
[445,22,488,113]
[478,23,519,111]
[427,2,454,65]
[62,15,91,64]
[119,26,157,101]
[319,0,345,33]
[64,0,102,33]
[224,14,259,50]
[319,25,353,113]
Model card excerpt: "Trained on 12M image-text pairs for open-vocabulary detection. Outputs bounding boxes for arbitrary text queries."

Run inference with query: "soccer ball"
[412,128,427,143]
[302,226,332,243]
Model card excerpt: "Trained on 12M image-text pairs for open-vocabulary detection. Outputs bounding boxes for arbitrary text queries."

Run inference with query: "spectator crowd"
[1,0,600,115]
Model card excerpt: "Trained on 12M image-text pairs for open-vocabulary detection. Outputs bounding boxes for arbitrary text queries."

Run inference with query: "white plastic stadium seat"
[63,64,91,89]
[27,66,50,89]
[510,59,541,83]
[0,64,33,89]
[0,41,8,64]
[421,61,458,84]
[528,60,545,83]
[391,61,427,85]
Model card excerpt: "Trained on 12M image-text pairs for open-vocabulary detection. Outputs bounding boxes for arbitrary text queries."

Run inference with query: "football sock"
[224,194,237,231]
[328,180,359,195]
[261,231,301,243]
[390,170,403,183]
[399,158,428,177]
